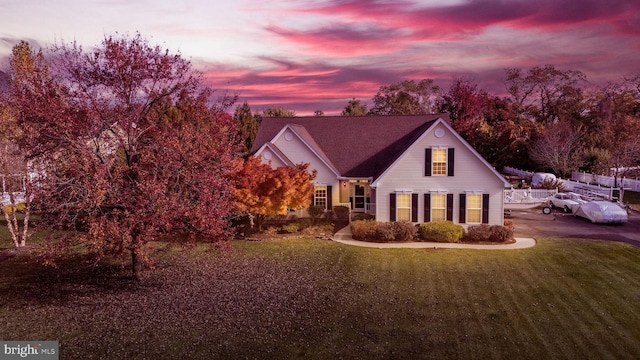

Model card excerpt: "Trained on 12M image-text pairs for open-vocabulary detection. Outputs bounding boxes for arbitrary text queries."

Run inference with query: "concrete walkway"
[332,226,536,250]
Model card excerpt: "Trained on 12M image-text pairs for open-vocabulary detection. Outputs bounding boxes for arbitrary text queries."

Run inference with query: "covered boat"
[574,201,628,224]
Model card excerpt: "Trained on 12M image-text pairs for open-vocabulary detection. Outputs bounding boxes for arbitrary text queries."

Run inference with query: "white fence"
[572,171,640,192]
[504,188,557,202]
[503,168,634,201]
[561,181,616,201]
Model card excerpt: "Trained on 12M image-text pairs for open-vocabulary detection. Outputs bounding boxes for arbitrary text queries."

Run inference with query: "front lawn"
[2,238,640,359]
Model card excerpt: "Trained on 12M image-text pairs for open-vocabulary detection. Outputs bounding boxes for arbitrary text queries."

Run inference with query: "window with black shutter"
[411,193,418,222]
[482,193,490,224]
[389,193,396,222]
[424,194,431,222]
[459,193,466,223]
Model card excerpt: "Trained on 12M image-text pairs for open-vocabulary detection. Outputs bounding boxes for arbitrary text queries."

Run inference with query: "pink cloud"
[265,23,408,57]
[202,57,412,115]
[288,0,640,40]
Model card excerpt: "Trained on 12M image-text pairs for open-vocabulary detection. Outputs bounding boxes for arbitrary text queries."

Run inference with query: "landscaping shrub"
[463,224,514,243]
[375,222,396,242]
[296,217,313,230]
[352,220,417,242]
[3,203,26,214]
[333,206,350,221]
[489,225,513,243]
[352,213,375,221]
[392,221,418,241]
[462,224,492,242]
[307,206,325,224]
[264,227,278,236]
[267,214,288,226]
[301,224,333,236]
[351,220,379,240]
[281,223,300,233]
[418,221,464,243]
[324,209,335,221]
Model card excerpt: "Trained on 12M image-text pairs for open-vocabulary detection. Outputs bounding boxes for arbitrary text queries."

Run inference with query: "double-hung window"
[396,193,412,221]
[431,193,447,221]
[466,194,482,223]
[432,148,447,176]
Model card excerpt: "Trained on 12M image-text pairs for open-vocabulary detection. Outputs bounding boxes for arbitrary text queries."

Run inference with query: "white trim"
[254,142,294,166]
[465,190,485,194]
[394,189,413,194]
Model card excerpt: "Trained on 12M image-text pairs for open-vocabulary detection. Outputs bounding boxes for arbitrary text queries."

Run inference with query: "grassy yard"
[2,237,640,359]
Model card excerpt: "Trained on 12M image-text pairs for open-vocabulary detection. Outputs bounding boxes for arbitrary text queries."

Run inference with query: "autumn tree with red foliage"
[232,156,316,231]
[7,34,240,279]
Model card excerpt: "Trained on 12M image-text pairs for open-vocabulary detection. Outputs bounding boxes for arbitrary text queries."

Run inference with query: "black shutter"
[447,148,455,177]
[411,193,418,222]
[459,193,466,224]
[424,194,431,222]
[446,193,454,221]
[425,148,432,176]
[327,185,332,209]
[482,193,490,224]
[389,193,396,222]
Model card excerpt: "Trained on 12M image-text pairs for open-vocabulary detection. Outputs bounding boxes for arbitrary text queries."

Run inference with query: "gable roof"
[254,142,295,167]
[251,114,447,179]
[371,118,511,187]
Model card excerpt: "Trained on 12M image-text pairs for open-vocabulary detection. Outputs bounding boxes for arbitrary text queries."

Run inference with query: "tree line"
[235,69,640,182]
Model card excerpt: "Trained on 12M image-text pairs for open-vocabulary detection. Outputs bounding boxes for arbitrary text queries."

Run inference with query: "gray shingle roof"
[251,114,449,179]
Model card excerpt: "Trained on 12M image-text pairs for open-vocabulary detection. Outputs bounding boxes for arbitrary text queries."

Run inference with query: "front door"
[354,185,365,211]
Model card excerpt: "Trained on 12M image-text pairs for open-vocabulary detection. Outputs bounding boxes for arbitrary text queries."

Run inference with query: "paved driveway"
[509,208,640,247]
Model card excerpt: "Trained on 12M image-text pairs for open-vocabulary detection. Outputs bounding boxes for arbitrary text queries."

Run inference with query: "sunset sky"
[2,0,640,115]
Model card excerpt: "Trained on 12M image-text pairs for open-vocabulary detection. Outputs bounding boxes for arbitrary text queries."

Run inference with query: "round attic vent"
[435,128,445,138]
[285,133,293,141]
[263,151,272,160]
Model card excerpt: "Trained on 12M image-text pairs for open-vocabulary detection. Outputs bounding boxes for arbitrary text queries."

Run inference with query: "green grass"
[2,237,640,359]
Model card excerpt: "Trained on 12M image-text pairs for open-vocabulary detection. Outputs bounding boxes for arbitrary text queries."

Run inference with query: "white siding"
[374,123,505,225]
